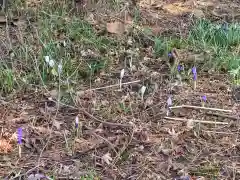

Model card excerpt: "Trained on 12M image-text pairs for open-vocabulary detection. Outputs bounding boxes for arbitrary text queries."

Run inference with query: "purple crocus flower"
[75,116,79,128]
[168,52,173,57]
[17,128,22,144]
[193,73,197,80]
[192,67,197,80]
[177,65,181,72]
[192,67,197,74]
[202,95,207,102]
[177,65,184,72]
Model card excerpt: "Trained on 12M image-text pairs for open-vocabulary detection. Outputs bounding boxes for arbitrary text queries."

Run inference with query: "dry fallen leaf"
[106,21,126,35]
[0,139,12,153]
[74,137,99,153]
[12,19,26,28]
[49,89,59,100]
[197,0,214,7]
[139,0,161,8]
[31,126,61,136]
[102,152,113,165]
[192,9,205,18]
[162,3,192,15]
[186,119,194,130]
[53,120,63,130]
[168,128,179,141]
[10,132,18,142]
[85,13,98,25]
[144,97,154,108]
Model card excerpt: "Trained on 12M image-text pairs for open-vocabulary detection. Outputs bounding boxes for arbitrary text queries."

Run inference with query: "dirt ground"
[0,0,240,179]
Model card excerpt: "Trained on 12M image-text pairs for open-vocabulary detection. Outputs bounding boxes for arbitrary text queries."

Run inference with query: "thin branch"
[92,132,118,154]
[206,112,238,120]
[81,109,133,128]
[169,105,232,113]
[164,117,229,125]
[202,130,234,135]
[51,100,133,128]
[88,80,140,91]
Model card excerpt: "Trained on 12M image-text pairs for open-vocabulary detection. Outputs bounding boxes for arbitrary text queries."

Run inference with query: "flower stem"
[18,145,21,158]
[193,80,197,90]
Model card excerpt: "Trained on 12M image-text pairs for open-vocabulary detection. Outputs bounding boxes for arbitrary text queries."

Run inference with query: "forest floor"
[0,0,240,179]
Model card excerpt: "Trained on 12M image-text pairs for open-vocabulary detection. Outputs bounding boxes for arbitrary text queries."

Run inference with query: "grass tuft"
[153,19,240,84]
[188,19,240,72]
[0,0,120,94]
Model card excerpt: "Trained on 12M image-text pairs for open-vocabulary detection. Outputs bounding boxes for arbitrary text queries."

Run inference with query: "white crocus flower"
[49,59,55,67]
[45,56,50,63]
[119,69,125,90]
[167,96,172,107]
[166,96,172,116]
[140,85,146,101]
[120,69,125,79]
[75,116,79,128]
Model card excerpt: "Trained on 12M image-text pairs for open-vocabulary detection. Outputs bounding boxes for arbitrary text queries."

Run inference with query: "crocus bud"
[120,69,125,79]
[201,95,207,107]
[177,65,182,72]
[192,67,197,89]
[119,69,125,90]
[202,95,207,102]
[140,86,146,101]
[75,116,79,128]
[17,128,22,145]
[45,56,50,63]
[167,96,172,107]
[192,67,197,75]
[49,59,55,67]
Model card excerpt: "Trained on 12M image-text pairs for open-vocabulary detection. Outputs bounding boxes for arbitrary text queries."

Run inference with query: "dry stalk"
[169,105,232,113]
[164,117,229,125]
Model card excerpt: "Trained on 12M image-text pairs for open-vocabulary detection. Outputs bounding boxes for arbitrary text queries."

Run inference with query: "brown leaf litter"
[1,66,239,179]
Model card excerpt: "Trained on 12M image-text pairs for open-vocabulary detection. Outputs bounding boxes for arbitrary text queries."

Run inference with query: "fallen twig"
[81,109,133,128]
[202,130,234,135]
[50,101,132,128]
[88,80,140,91]
[169,105,232,113]
[73,143,108,155]
[164,117,229,125]
[92,132,118,154]
[206,112,238,120]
